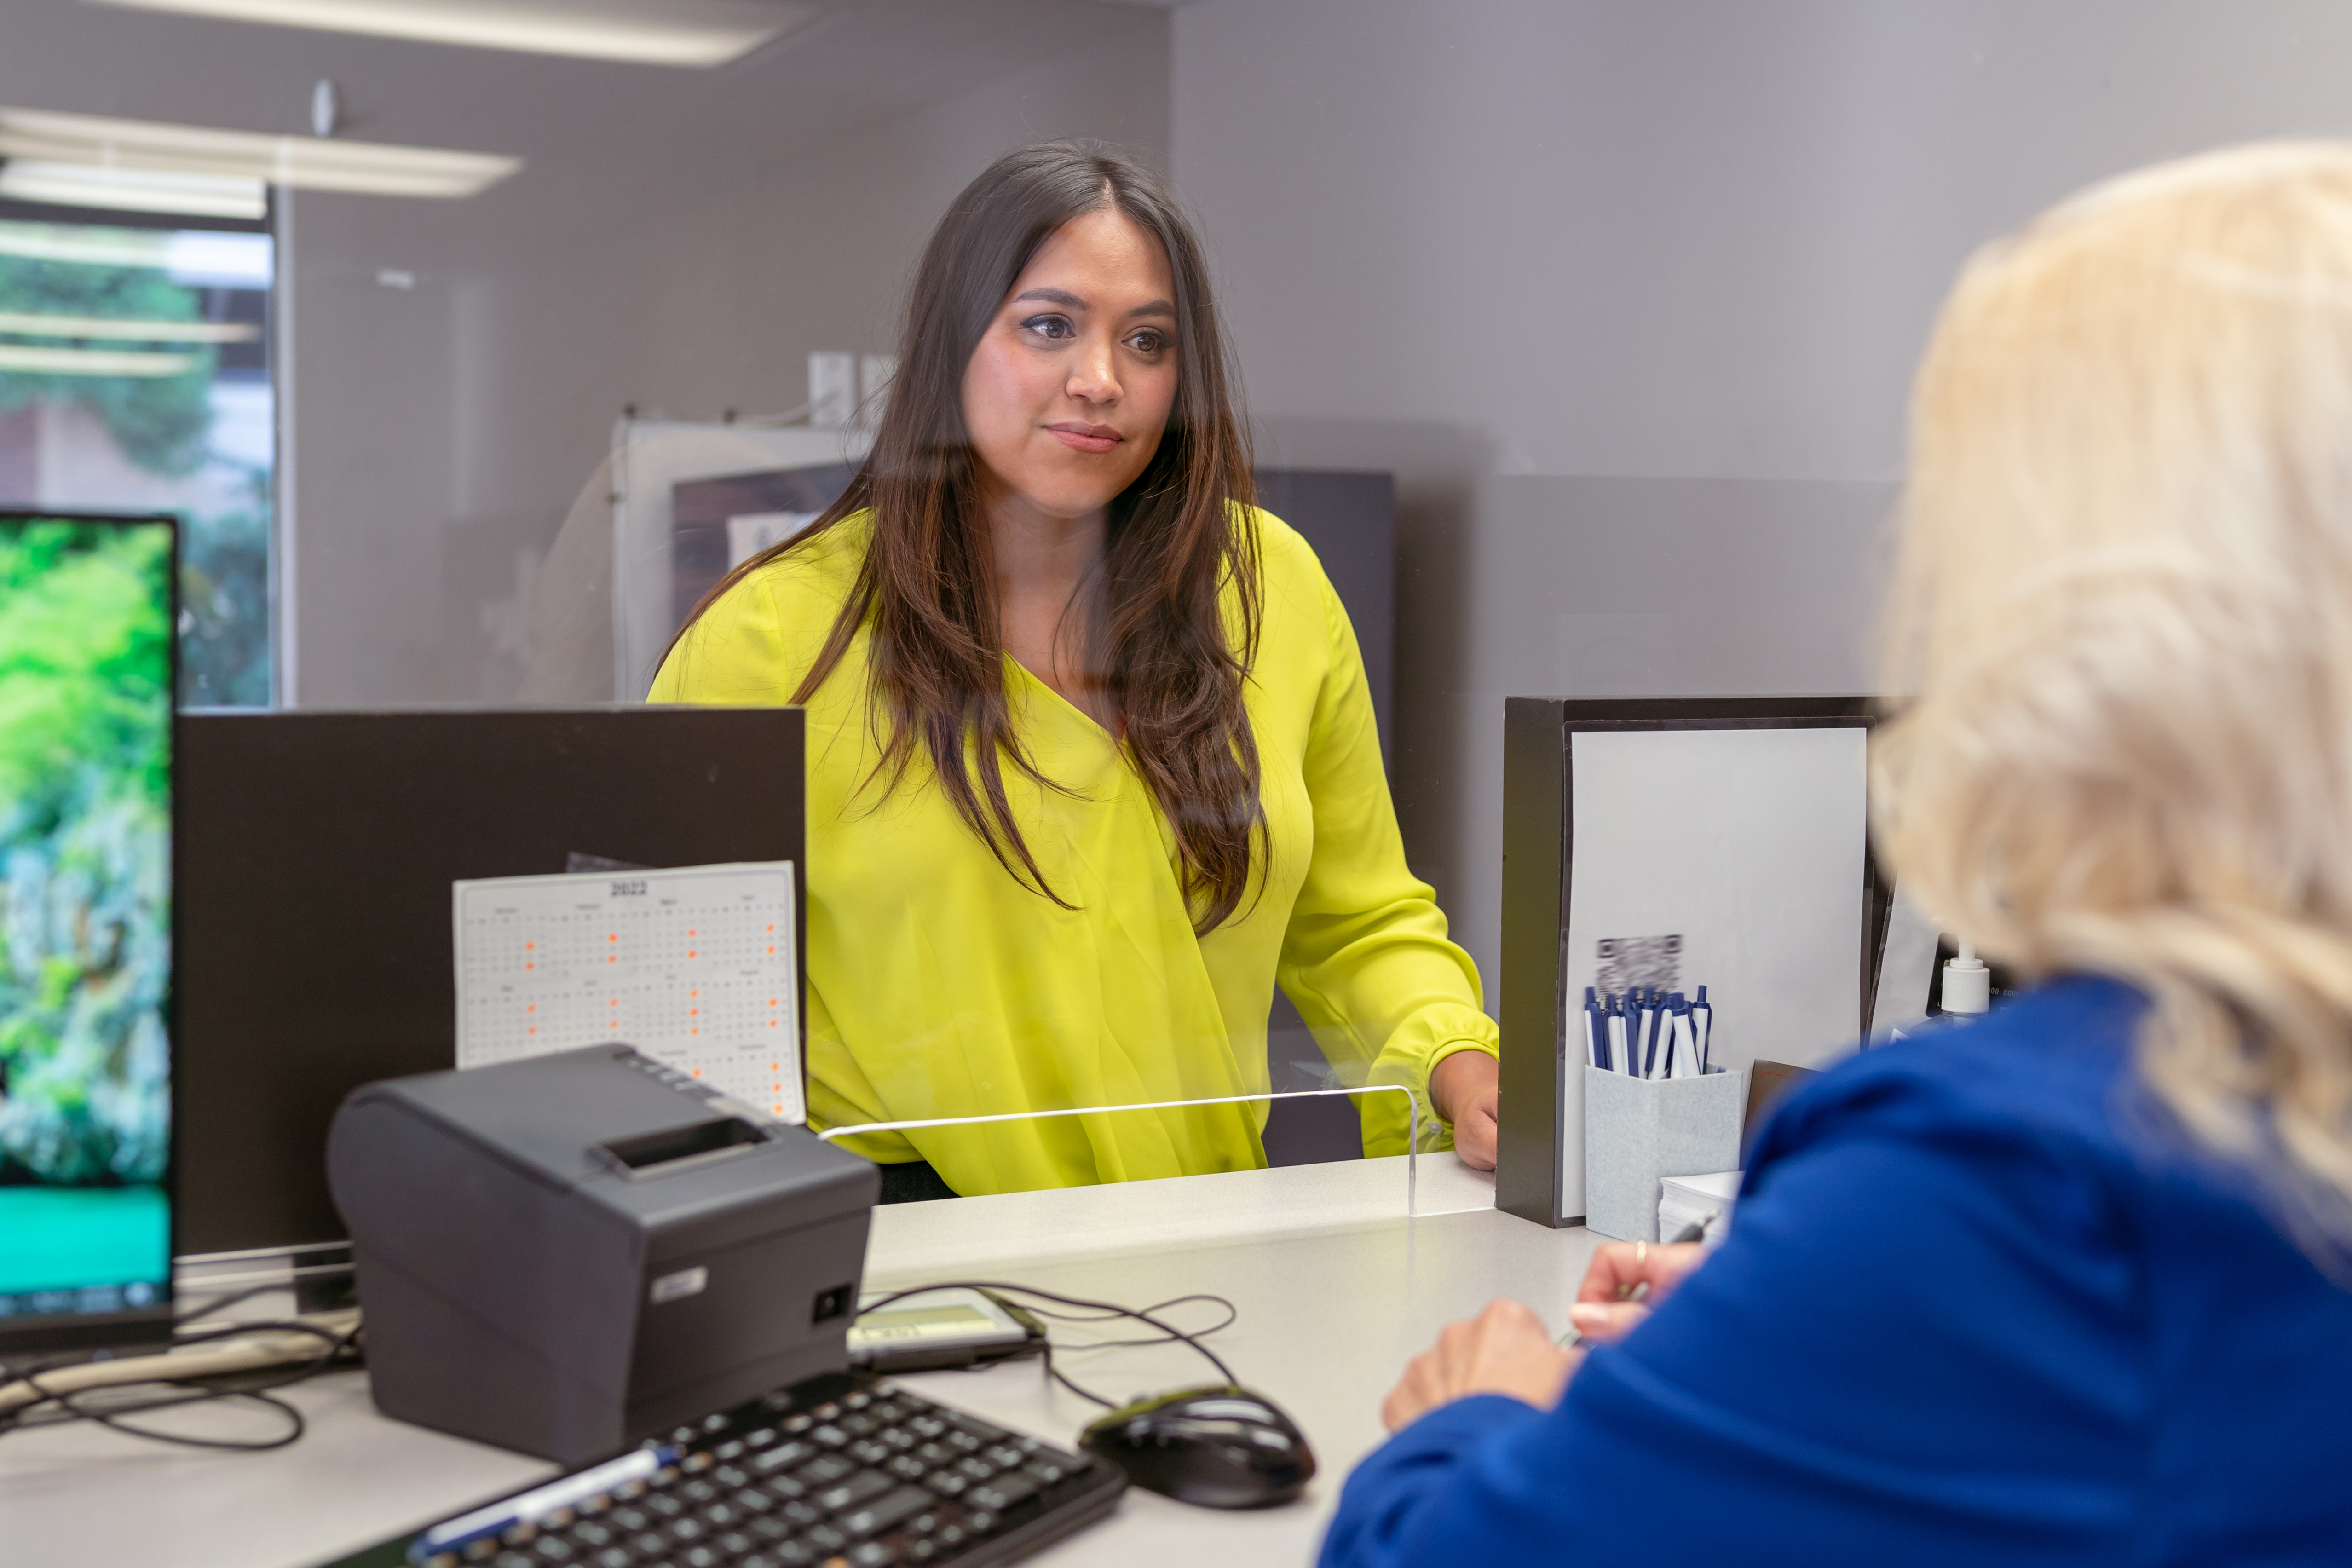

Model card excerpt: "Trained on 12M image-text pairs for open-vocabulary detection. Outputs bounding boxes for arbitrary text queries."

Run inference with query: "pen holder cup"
[1584,1065,1748,1242]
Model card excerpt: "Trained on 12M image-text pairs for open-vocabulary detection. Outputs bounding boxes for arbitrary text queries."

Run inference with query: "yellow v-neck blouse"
[647,507,1498,1194]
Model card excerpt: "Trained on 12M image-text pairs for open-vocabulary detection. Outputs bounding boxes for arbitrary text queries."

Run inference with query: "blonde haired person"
[1322,143,2352,1566]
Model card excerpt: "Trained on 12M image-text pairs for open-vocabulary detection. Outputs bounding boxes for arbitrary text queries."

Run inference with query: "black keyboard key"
[811,1425,850,1448]
[754,1442,812,1473]
[718,1533,755,1556]
[927,1474,967,1498]
[591,1551,630,1568]
[780,1500,822,1529]
[807,1526,848,1553]
[633,1533,670,1557]
[839,1486,930,1539]
[886,1457,928,1482]
[769,1547,816,1568]
[799,1455,854,1486]
[847,1440,892,1467]
[848,1544,898,1568]
[681,1550,722,1568]
[954,1458,994,1482]
[984,1446,1025,1470]
[815,1470,894,1513]
[914,1443,953,1466]
[964,1511,998,1537]
[968,1473,1039,1513]
[646,1495,684,1519]
[907,1417,946,1440]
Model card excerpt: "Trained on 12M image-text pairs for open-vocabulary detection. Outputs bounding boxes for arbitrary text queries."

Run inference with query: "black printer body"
[328,1044,879,1466]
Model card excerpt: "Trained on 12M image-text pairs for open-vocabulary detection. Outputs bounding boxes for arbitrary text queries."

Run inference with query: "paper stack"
[1658,1169,1741,1243]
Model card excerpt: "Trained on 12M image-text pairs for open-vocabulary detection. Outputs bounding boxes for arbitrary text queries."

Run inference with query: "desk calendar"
[452,861,803,1124]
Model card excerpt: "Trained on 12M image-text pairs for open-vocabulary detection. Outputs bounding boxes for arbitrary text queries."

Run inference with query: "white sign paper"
[453,861,803,1124]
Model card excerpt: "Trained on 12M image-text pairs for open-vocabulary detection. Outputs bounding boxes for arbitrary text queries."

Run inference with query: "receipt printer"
[327,1044,880,1466]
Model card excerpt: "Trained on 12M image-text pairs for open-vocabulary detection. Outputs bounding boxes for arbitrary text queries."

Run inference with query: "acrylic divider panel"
[453,862,804,1124]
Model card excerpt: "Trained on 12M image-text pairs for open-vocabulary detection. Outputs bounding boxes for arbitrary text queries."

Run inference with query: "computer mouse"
[1078,1384,1316,1509]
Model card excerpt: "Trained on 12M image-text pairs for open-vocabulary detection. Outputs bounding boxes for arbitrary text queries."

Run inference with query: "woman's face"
[961,207,1180,524]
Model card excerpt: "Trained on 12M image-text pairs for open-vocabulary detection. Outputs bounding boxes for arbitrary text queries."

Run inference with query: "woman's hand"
[1431,1049,1499,1170]
[1381,1299,1575,1431]
[1565,1240,1709,1344]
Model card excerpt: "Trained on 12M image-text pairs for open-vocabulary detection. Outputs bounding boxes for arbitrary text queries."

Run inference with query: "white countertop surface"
[0,1156,1595,1568]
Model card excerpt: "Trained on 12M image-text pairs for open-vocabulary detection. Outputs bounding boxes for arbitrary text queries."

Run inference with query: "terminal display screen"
[0,513,176,1343]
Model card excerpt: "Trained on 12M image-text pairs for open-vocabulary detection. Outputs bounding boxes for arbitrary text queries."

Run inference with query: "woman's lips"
[1046,422,1122,454]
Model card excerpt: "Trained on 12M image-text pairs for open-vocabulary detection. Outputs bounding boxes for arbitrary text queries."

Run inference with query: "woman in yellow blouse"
[653,142,1499,1200]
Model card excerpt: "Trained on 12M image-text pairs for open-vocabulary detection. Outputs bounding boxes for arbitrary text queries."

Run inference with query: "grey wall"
[1168,0,2352,996]
[0,0,1170,704]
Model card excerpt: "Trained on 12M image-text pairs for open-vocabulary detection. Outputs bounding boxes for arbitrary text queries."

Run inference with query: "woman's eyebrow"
[1009,289,1176,319]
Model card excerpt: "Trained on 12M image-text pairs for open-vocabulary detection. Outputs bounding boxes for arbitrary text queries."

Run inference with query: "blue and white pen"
[1583,986,1602,1069]
[409,1447,674,1565]
[1692,984,1713,1073]
[1607,995,1630,1075]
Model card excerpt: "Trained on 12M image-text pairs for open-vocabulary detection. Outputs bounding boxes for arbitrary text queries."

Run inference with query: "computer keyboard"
[380,1373,1125,1568]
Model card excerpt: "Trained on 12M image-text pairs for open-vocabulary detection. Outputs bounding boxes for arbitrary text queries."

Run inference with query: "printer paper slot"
[600,1116,768,1178]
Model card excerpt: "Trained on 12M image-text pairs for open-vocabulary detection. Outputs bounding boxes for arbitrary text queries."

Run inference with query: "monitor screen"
[0,512,176,1355]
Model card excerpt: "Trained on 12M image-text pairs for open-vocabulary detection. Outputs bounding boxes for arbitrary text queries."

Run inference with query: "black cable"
[0,1315,363,1451]
[1028,1294,1239,1353]
[858,1281,1241,1410]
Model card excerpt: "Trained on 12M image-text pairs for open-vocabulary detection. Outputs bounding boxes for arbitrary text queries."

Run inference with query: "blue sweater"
[1321,977,2352,1565]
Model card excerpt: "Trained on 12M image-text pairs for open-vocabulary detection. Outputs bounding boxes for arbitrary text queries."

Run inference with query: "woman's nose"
[1065,334,1121,405]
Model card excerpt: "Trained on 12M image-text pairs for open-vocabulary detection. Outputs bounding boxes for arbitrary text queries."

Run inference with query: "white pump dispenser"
[1942,938,1992,1015]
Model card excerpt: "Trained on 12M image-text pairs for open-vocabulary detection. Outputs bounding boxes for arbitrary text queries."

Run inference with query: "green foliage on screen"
[0,519,172,1186]
[0,249,217,477]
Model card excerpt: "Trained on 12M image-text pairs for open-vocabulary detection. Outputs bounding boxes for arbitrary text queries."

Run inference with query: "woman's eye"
[1128,329,1167,354]
[1021,314,1074,340]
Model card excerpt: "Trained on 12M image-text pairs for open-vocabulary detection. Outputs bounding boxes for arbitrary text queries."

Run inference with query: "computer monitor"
[175,706,806,1257]
[0,511,178,1357]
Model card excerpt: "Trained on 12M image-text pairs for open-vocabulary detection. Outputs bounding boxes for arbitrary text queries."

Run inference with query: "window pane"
[0,218,275,707]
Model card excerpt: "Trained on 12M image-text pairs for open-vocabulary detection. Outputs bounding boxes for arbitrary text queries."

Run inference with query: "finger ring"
[1636,1241,1648,1268]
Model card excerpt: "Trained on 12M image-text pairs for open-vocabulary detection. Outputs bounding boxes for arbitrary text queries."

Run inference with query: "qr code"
[1595,934,1682,995]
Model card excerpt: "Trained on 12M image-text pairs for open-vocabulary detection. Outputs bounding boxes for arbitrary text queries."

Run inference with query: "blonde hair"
[1877,142,2352,1246]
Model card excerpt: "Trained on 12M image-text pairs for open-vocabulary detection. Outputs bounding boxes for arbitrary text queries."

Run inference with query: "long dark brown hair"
[676,142,1265,932]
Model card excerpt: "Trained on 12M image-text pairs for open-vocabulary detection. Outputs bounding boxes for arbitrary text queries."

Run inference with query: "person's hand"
[1430,1050,1499,1170]
[1565,1240,1708,1344]
[1381,1299,1574,1431]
